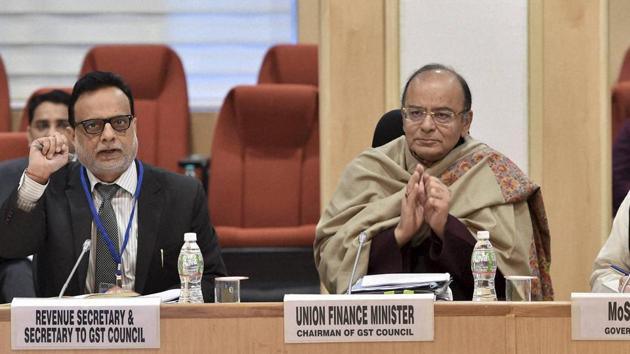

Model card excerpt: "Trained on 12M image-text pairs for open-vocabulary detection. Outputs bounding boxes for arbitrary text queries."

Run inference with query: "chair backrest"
[0,56,11,131]
[257,44,318,86]
[209,84,319,228]
[618,47,630,83]
[0,132,29,161]
[19,87,73,131]
[372,109,404,148]
[80,45,190,172]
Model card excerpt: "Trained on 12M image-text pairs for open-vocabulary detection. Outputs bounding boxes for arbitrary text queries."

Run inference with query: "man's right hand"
[26,133,70,184]
[395,164,426,247]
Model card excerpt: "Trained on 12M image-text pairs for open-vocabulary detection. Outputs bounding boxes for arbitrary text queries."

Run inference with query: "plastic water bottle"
[471,230,497,301]
[184,164,196,178]
[178,232,204,303]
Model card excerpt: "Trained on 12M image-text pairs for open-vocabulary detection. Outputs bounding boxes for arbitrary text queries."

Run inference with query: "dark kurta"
[368,214,506,300]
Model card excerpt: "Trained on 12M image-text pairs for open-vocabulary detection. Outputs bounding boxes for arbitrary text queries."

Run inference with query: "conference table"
[1,301,630,353]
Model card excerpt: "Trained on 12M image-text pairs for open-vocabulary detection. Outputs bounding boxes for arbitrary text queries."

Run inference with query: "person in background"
[612,120,630,216]
[0,71,226,301]
[0,89,74,202]
[591,190,630,292]
[314,64,553,300]
[0,89,72,303]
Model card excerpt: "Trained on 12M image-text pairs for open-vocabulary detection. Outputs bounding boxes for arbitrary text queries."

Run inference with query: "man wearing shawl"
[314,64,553,300]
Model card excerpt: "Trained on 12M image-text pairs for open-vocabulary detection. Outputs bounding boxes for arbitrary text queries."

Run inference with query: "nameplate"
[11,297,160,350]
[283,294,433,343]
[571,292,630,340]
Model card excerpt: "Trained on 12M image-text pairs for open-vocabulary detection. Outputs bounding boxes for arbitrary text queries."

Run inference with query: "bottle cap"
[184,232,197,242]
[477,231,489,240]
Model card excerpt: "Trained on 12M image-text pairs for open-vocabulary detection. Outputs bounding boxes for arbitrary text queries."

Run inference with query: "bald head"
[401,64,471,112]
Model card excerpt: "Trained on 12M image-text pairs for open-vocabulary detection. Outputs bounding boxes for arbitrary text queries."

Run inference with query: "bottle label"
[471,250,497,273]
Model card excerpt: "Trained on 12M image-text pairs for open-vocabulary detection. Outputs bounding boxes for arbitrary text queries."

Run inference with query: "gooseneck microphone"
[347,232,367,295]
[58,239,91,298]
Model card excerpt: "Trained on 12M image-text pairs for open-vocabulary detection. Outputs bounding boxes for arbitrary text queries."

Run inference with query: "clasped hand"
[394,164,451,247]
[26,132,71,184]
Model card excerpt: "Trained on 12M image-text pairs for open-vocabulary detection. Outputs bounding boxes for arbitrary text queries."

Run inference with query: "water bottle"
[471,230,497,301]
[178,232,204,303]
[184,164,196,178]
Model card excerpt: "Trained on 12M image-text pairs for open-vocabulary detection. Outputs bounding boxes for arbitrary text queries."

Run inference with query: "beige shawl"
[314,135,553,300]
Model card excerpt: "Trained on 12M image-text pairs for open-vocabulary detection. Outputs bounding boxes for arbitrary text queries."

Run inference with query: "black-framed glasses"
[402,107,468,125]
[77,115,135,135]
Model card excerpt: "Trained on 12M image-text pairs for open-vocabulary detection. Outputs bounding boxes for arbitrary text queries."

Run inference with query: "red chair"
[257,44,318,86]
[80,45,190,172]
[209,84,320,301]
[613,82,630,142]
[210,84,319,247]
[618,48,630,83]
[0,56,11,131]
[0,132,29,161]
[19,88,73,131]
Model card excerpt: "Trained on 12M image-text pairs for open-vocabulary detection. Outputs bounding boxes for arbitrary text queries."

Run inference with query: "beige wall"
[530,0,609,299]
[10,109,20,131]
[609,0,630,85]
[319,0,398,207]
[189,111,217,157]
[298,0,320,44]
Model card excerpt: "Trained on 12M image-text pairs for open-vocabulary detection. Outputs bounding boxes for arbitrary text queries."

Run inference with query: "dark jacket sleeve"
[368,227,409,274]
[0,190,45,259]
[426,215,477,293]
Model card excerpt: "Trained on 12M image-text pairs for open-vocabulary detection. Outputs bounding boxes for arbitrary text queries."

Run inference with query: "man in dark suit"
[0,89,73,303]
[0,89,73,202]
[0,71,226,301]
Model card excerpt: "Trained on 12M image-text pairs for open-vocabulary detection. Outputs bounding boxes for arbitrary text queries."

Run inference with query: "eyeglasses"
[402,107,468,125]
[77,115,135,135]
[32,119,71,132]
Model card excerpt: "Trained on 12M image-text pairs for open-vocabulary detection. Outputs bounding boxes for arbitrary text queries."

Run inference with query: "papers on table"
[351,273,452,300]
[141,289,180,303]
[69,288,179,303]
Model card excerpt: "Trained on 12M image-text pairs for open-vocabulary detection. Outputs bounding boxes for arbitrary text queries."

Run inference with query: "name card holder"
[11,297,160,350]
[283,293,434,343]
[572,292,630,340]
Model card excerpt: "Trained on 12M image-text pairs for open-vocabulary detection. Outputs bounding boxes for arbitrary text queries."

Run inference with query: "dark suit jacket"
[0,161,227,302]
[0,157,27,204]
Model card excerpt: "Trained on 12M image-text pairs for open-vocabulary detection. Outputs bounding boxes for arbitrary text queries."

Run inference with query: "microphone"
[58,239,91,298]
[347,232,368,295]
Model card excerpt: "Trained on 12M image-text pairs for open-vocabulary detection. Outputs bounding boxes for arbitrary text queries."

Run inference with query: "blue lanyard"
[79,160,144,275]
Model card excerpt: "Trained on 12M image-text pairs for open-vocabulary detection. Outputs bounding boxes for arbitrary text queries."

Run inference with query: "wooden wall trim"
[535,0,609,299]
[319,0,389,208]
[385,0,400,111]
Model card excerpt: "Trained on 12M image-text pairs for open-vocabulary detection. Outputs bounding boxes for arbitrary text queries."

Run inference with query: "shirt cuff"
[16,171,48,211]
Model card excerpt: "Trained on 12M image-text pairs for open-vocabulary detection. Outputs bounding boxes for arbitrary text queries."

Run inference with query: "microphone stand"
[58,239,91,298]
[347,232,367,295]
